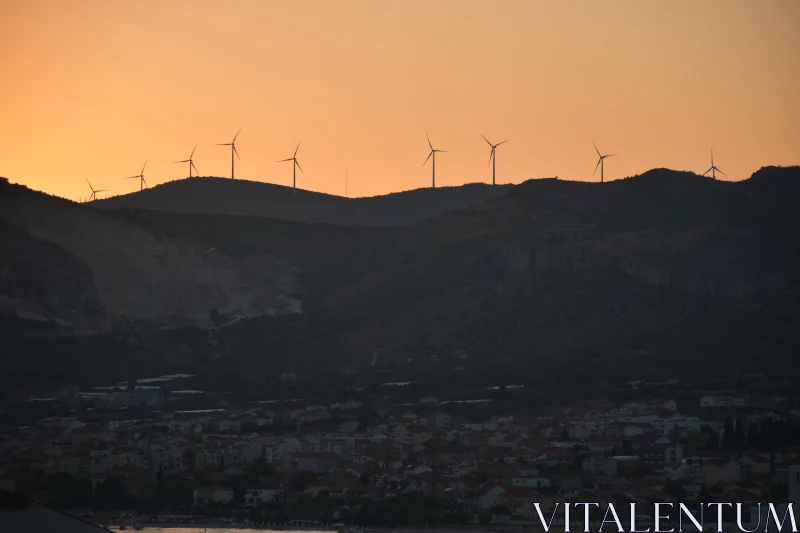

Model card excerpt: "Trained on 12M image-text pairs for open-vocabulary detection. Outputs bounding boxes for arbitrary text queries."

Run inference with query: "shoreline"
[104,525,514,532]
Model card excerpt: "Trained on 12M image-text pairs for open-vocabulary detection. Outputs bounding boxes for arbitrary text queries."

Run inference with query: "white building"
[193,485,233,506]
[245,484,282,507]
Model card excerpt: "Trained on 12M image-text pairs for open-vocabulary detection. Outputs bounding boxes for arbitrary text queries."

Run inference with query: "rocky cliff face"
[0,216,107,331]
[0,181,302,331]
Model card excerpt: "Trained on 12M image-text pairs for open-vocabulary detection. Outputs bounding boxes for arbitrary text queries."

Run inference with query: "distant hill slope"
[2,167,799,387]
[0,179,302,333]
[93,177,513,226]
[319,166,800,357]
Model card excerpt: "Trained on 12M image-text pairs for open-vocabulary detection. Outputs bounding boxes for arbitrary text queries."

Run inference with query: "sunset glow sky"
[1,0,798,201]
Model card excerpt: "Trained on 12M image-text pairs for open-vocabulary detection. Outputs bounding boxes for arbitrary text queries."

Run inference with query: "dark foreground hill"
[94,177,513,226]
[1,167,799,391]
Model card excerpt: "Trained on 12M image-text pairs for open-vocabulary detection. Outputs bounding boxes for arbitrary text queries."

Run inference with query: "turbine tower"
[423,134,447,188]
[482,134,508,186]
[217,129,241,179]
[278,142,303,194]
[174,145,199,178]
[125,161,148,191]
[593,142,615,183]
[703,148,726,180]
[86,178,106,201]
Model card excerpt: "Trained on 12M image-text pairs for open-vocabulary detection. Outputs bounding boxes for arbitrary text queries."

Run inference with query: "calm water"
[110,529,327,533]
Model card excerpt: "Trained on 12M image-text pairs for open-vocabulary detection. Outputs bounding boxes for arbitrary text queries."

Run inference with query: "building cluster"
[1,392,800,525]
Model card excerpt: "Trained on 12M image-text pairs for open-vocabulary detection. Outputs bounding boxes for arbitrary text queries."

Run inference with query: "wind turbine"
[217,129,241,179]
[86,178,106,201]
[423,134,447,188]
[278,142,303,194]
[125,161,148,191]
[703,148,726,180]
[175,145,199,178]
[482,134,508,186]
[593,142,615,183]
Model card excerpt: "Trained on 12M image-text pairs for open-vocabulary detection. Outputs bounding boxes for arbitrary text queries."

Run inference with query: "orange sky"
[1,0,798,201]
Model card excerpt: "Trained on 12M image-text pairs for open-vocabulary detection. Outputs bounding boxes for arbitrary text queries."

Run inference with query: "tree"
[722,418,735,450]
[747,421,761,448]
[733,419,746,451]
[94,478,128,511]
[761,418,776,450]
[707,430,719,450]
[663,484,687,501]
[291,471,317,492]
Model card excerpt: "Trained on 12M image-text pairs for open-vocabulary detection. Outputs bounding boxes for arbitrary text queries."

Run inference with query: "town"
[1,374,799,530]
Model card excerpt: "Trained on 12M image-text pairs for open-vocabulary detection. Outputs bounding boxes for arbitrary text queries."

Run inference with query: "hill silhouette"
[2,167,799,388]
[94,177,514,226]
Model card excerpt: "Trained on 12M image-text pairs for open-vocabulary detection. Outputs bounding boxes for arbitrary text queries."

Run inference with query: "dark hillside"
[2,167,799,389]
[93,177,513,227]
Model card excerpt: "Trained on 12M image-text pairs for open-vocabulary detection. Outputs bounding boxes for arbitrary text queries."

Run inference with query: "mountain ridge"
[1,167,799,388]
[93,176,515,226]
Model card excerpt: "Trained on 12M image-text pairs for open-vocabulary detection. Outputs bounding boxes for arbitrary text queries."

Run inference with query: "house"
[426,412,452,429]
[477,485,506,510]
[284,452,342,474]
[245,482,282,507]
[565,422,593,441]
[193,485,234,506]
[511,475,550,489]
[641,443,683,465]
[581,455,618,477]
[703,459,742,485]
[738,454,771,477]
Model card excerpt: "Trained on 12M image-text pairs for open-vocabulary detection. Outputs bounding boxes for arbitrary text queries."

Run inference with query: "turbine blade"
[703,167,712,176]
[426,133,433,151]
[278,158,293,162]
[294,141,301,157]
[497,140,509,146]
[233,145,240,159]
[190,144,197,158]
[593,141,601,157]
[174,160,189,163]
[142,177,148,187]
[488,147,495,165]
[295,160,303,173]
[216,143,231,146]
[141,160,147,174]
[716,167,726,176]
[96,189,107,193]
[593,158,602,175]
[438,150,448,153]
[191,161,198,174]
[125,176,139,179]
[423,151,433,166]
[233,128,241,143]
[481,134,492,146]
[606,154,616,157]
